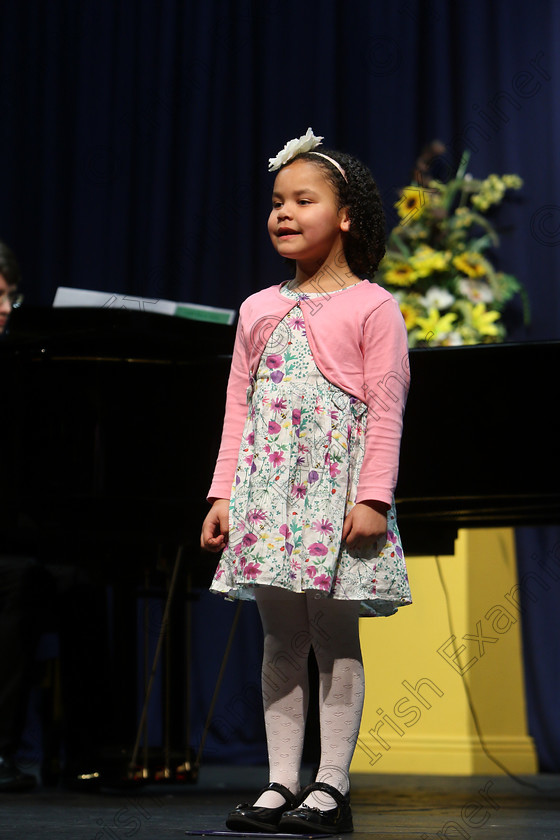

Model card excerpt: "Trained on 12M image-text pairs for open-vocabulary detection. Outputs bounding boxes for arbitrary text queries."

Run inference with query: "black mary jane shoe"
[279,781,353,835]
[225,781,298,833]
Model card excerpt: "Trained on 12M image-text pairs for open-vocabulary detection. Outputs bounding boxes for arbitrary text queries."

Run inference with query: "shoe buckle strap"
[264,781,297,808]
[299,781,348,808]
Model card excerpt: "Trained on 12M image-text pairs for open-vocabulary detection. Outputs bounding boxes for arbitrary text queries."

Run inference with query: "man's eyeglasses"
[0,289,24,308]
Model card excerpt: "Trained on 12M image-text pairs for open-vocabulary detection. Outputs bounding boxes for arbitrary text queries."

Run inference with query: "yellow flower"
[395,187,428,223]
[453,251,487,278]
[471,196,490,212]
[409,246,449,277]
[452,207,476,228]
[399,300,422,329]
[469,302,502,337]
[415,307,458,339]
[471,174,508,211]
[384,262,418,286]
[502,174,523,189]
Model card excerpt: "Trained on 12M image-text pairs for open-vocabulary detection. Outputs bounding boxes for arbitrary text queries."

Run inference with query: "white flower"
[420,286,455,310]
[441,330,464,346]
[268,127,324,172]
[458,278,494,304]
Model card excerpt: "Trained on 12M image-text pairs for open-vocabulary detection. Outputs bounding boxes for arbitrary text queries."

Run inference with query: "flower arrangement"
[377,143,528,347]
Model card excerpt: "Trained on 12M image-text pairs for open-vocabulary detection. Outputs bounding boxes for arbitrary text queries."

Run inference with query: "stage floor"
[1,766,560,839]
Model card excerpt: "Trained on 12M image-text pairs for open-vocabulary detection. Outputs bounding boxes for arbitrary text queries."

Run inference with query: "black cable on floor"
[434,554,560,796]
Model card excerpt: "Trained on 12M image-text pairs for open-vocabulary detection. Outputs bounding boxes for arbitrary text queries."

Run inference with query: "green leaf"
[455,150,471,180]
[468,233,496,252]
[388,232,411,257]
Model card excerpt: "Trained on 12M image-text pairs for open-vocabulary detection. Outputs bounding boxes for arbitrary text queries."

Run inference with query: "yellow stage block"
[351,528,538,775]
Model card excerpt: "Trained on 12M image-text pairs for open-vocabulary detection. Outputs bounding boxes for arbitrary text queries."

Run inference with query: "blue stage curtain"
[514,527,560,773]
[2,0,559,769]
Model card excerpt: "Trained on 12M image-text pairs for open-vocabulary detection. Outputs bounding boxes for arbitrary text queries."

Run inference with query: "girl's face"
[267,160,350,272]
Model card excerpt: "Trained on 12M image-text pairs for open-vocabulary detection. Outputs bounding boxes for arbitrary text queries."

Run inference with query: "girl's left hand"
[342,501,388,551]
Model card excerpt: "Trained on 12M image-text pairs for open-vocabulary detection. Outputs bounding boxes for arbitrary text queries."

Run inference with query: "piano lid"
[396,339,560,553]
[2,304,236,361]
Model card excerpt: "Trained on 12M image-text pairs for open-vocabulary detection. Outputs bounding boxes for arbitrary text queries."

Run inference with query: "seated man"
[0,239,22,335]
[0,240,36,791]
[0,559,42,791]
[0,241,109,791]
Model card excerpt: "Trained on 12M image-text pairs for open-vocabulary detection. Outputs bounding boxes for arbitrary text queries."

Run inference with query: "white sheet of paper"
[52,287,235,324]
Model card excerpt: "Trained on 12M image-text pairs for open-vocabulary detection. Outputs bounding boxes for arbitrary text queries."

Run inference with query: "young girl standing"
[201,128,411,835]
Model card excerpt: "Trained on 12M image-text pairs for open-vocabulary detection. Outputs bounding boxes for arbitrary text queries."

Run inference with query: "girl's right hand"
[200,499,230,552]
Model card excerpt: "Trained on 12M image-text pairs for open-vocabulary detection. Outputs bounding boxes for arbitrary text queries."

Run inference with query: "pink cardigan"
[208,280,410,507]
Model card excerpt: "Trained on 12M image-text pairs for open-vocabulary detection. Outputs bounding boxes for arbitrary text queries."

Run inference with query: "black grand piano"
[397,338,560,553]
[1,306,559,779]
[0,306,233,556]
[4,306,558,554]
[0,306,235,784]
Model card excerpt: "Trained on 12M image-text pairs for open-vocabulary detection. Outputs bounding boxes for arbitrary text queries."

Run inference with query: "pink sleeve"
[207,307,250,501]
[356,297,410,506]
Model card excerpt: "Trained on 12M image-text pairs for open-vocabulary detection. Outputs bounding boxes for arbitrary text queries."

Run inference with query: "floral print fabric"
[210,287,412,617]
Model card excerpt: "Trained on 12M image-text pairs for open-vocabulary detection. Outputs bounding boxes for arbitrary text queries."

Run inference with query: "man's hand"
[342,500,388,551]
[200,499,230,552]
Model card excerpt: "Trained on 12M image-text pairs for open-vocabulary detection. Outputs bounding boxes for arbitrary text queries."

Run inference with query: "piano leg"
[193,599,244,772]
[128,546,184,780]
[154,561,173,782]
[140,568,150,781]
[175,568,197,782]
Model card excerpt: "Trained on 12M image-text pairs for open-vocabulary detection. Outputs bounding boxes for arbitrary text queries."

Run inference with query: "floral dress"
[210,285,412,617]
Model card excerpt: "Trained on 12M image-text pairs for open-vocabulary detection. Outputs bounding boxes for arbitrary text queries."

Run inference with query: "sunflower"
[410,245,449,277]
[383,262,418,286]
[398,300,422,330]
[452,251,488,278]
[395,187,428,224]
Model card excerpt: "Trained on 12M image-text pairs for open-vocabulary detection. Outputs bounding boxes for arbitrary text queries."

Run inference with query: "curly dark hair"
[0,240,21,288]
[279,149,386,278]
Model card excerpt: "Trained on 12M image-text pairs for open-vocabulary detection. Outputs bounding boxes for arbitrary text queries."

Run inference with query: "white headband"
[308,151,347,182]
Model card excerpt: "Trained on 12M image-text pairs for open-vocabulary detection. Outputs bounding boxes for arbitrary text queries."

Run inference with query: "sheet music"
[52,287,236,325]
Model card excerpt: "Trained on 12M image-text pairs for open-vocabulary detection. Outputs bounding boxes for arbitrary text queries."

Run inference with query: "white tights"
[253,587,364,811]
